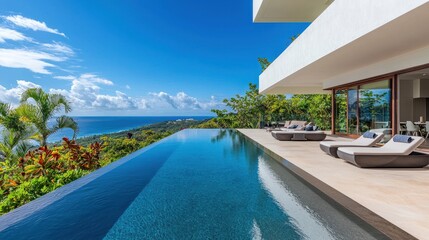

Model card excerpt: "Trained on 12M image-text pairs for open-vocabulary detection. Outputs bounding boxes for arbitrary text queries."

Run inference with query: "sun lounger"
[337,135,429,168]
[271,130,326,141]
[320,132,385,158]
[279,120,307,131]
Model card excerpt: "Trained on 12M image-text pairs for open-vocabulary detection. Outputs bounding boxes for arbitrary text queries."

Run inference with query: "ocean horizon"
[48,116,212,143]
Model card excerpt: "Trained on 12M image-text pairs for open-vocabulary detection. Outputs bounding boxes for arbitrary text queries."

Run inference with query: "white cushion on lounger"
[320,134,384,148]
[338,136,425,156]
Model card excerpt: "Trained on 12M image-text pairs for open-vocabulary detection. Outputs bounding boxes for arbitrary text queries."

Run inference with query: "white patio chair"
[406,121,422,136]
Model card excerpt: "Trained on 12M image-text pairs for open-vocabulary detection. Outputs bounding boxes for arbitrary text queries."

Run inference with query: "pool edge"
[0,129,184,231]
[238,129,417,240]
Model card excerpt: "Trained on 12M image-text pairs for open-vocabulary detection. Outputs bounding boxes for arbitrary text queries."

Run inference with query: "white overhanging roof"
[253,0,333,22]
[258,0,429,94]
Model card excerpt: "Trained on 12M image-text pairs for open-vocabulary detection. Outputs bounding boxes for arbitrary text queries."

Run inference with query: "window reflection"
[334,79,391,140]
[347,87,358,135]
[335,90,347,133]
[358,80,391,133]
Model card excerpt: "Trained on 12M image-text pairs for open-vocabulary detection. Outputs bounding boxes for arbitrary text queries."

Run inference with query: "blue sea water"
[48,116,211,142]
[0,129,386,240]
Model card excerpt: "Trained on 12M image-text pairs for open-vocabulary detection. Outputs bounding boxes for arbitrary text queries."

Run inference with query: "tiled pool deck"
[238,129,429,240]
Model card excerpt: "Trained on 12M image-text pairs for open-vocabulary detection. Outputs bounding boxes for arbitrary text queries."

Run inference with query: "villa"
[256,0,429,141]
[245,0,429,239]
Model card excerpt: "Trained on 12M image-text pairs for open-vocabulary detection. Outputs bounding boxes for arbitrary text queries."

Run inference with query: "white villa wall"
[260,0,429,93]
[253,0,263,21]
[323,45,429,89]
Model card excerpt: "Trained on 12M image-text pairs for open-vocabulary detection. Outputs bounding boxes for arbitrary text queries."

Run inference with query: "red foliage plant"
[62,138,103,170]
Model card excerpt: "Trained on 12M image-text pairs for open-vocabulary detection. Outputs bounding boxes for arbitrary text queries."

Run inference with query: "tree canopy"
[202,58,332,130]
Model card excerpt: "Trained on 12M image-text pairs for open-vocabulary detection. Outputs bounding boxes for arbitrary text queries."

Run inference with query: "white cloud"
[4,15,66,37]
[137,99,149,109]
[125,85,130,89]
[53,75,75,80]
[50,74,128,110]
[1,78,220,114]
[0,80,41,106]
[41,42,74,56]
[0,48,65,74]
[150,91,222,110]
[0,27,30,42]
[93,91,137,110]
[80,73,113,85]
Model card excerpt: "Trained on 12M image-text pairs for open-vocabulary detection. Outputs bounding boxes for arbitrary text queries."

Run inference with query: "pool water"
[0,129,387,239]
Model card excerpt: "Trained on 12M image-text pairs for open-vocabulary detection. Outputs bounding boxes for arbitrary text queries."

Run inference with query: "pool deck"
[238,129,429,240]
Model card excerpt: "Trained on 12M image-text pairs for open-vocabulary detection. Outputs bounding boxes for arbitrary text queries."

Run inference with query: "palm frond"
[51,116,79,139]
[20,88,45,103]
[0,102,11,117]
[49,94,72,113]
[16,104,41,126]
[14,140,36,158]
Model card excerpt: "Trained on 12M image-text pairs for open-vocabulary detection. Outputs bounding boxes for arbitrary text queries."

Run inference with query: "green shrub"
[53,169,89,188]
[0,176,51,214]
[0,170,88,215]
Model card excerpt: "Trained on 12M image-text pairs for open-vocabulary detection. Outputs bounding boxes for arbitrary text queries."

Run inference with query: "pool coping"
[0,131,181,231]
[238,129,417,240]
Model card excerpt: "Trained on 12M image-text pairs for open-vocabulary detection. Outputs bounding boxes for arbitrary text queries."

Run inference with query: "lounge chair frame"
[272,131,326,141]
[337,150,429,168]
[320,134,385,158]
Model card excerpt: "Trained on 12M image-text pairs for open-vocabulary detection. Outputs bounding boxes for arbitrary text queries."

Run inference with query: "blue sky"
[0,0,309,116]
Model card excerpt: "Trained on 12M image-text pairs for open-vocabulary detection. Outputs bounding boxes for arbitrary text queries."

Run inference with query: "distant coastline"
[48,116,212,143]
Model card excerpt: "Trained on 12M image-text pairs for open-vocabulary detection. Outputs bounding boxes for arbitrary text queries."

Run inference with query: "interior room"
[398,67,429,149]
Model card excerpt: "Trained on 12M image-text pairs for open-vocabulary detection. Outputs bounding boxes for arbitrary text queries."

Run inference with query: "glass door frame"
[332,77,394,138]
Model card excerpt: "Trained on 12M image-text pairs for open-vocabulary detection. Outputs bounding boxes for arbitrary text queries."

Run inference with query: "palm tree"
[0,103,36,161]
[17,88,78,146]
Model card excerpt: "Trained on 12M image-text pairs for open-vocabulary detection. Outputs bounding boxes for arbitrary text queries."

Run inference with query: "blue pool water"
[0,129,386,240]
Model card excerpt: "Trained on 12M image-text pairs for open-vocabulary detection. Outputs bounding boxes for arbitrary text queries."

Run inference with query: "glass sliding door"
[334,79,392,138]
[347,87,358,135]
[335,89,347,133]
[358,80,391,133]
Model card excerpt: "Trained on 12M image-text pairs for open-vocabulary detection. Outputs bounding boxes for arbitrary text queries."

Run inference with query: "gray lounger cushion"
[320,133,384,158]
[337,136,428,168]
[272,131,326,141]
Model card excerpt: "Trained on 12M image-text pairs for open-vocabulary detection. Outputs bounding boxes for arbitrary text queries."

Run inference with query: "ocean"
[48,116,211,143]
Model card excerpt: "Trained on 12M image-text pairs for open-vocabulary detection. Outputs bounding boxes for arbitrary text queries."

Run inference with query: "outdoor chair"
[406,121,422,136]
[320,132,384,158]
[426,121,429,138]
[337,135,428,168]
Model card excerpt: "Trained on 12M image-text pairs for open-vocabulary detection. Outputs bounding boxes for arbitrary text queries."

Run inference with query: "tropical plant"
[21,146,63,178]
[17,88,78,146]
[0,103,36,162]
[62,137,103,170]
[205,58,332,130]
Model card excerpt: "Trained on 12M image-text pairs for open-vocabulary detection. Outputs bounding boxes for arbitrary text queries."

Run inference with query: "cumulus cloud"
[0,80,41,106]
[4,15,66,37]
[50,74,130,110]
[0,48,65,74]
[150,91,222,110]
[1,78,220,114]
[0,27,30,42]
[93,91,137,110]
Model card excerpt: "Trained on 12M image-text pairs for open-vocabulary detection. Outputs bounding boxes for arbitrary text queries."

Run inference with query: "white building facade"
[256,0,429,137]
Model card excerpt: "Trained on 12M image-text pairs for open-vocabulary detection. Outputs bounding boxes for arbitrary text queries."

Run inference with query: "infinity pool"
[0,129,387,239]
